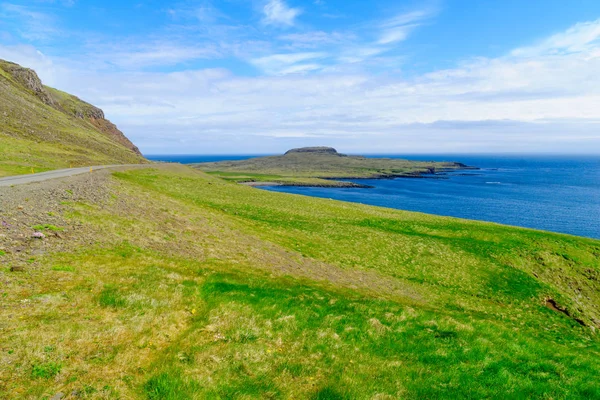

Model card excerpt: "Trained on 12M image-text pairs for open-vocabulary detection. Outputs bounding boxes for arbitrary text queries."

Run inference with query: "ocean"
[146,154,600,240]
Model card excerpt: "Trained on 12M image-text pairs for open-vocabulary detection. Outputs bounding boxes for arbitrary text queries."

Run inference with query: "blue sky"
[1,0,600,154]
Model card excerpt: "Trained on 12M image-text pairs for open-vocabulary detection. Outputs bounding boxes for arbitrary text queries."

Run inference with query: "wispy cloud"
[377,9,435,44]
[250,52,326,74]
[262,0,301,27]
[167,1,228,24]
[106,43,221,69]
[337,46,385,64]
[278,31,353,49]
[511,18,600,57]
[0,3,61,41]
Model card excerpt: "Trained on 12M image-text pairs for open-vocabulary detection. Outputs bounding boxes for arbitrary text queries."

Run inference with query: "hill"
[194,147,473,187]
[1,164,599,398]
[0,59,145,177]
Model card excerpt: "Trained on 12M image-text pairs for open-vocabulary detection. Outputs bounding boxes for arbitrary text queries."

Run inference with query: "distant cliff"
[284,146,345,156]
[0,59,145,176]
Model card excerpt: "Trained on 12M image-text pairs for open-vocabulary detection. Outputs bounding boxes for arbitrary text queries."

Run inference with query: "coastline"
[241,164,478,189]
[240,180,374,188]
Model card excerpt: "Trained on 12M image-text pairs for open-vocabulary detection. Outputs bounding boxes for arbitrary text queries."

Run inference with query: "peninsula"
[194,146,474,187]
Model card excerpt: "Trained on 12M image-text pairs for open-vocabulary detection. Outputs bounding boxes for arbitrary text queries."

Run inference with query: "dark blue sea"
[146,154,600,240]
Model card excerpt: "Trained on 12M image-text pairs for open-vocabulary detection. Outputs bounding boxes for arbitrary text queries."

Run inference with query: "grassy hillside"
[2,165,599,399]
[0,59,145,177]
[195,147,472,187]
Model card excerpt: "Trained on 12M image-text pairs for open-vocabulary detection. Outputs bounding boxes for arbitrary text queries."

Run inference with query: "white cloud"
[337,47,385,64]
[250,52,326,74]
[105,43,221,69]
[377,9,434,44]
[262,0,301,27]
[279,31,351,48]
[1,16,600,154]
[511,18,600,57]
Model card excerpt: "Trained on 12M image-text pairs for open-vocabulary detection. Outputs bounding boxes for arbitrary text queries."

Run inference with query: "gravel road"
[0,164,146,187]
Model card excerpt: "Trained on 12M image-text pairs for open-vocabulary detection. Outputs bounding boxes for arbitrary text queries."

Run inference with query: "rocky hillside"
[0,59,145,177]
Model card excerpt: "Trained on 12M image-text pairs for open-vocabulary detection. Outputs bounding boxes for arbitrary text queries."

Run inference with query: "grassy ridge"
[2,165,599,398]
[0,60,145,176]
[205,171,370,187]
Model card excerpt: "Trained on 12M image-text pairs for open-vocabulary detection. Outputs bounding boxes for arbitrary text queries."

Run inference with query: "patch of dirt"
[545,298,586,326]
[0,167,133,272]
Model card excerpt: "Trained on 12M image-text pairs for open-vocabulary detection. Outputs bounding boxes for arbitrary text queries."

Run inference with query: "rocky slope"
[0,59,145,176]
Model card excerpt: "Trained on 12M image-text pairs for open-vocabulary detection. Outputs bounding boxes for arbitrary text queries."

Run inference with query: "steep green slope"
[195,147,472,187]
[0,59,145,176]
[1,165,599,398]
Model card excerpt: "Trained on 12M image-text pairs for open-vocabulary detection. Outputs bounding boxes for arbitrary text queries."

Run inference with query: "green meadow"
[2,165,599,399]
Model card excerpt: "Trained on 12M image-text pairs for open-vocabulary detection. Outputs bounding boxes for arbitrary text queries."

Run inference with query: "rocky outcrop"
[89,117,142,155]
[284,147,345,156]
[58,97,142,155]
[2,61,57,107]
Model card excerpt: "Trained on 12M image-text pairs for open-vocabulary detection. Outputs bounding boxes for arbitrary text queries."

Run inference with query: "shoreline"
[241,164,478,189]
[240,181,374,189]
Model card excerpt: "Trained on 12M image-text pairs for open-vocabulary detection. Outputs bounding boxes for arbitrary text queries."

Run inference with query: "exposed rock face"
[2,59,142,156]
[73,101,105,120]
[2,61,57,107]
[284,147,344,156]
[89,117,142,155]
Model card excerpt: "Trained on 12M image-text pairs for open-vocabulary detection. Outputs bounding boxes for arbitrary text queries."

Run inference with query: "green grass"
[98,284,127,308]
[144,371,201,400]
[52,265,75,272]
[206,171,362,187]
[32,224,64,232]
[1,165,599,399]
[31,362,62,379]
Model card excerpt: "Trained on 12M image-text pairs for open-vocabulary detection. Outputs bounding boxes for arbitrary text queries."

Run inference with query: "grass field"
[1,165,599,399]
[205,171,367,187]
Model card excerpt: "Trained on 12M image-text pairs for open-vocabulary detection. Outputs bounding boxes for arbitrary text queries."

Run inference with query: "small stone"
[32,232,45,239]
[51,393,65,400]
[17,205,23,210]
